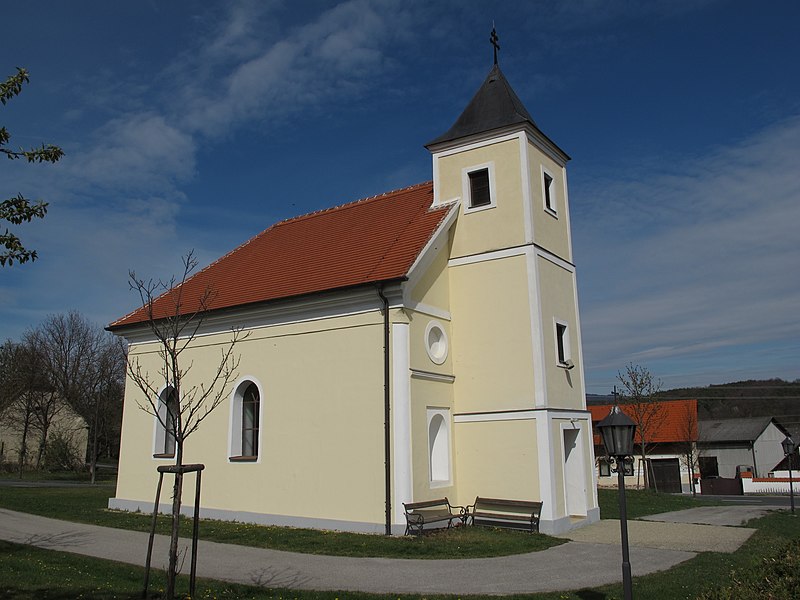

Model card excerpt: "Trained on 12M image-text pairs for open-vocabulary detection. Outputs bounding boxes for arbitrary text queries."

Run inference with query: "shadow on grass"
[575,590,610,599]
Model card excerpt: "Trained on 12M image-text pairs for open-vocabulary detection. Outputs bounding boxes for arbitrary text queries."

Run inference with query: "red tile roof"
[589,399,698,444]
[110,181,450,329]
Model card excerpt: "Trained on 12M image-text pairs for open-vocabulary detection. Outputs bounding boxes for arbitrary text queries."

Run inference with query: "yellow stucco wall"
[449,254,536,413]
[408,230,451,313]
[115,312,387,525]
[409,377,455,500]
[407,241,455,376]
[454,418,540,506]
[436,139,527,259]
[528,145,571,261]
[537,256,584,410]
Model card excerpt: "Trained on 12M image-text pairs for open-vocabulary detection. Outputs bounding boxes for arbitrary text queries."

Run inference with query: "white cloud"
[74,113,196,193]
[575,114,800,385]
[175,0,406,137]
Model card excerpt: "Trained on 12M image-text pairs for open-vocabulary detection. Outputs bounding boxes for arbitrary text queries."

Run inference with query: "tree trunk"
[90,400,100,484]
[640,446,648,489]
[19,412,30,479]
[17,417,30,479]
[688,451,697,496]
[166,445,184,599]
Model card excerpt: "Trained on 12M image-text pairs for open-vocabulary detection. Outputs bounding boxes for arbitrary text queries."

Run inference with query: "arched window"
[154,387,177,458]
[428,409,451,484]
[241,383,259,457]
[230,379,261,461]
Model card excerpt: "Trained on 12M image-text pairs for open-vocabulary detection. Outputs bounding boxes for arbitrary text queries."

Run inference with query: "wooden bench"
[402,498,466,535]
[466,497,542,533]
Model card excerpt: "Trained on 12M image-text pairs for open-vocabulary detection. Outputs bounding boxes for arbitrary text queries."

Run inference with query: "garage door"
[647,458,682,493]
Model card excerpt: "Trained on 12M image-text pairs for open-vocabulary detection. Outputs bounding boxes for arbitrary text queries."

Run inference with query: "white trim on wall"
[518,132,534,244]
[410,369,455,383]
[119,284,405,345]
[462,161,497,214]
[405,302,452,322]
[526,247,548,408]
[454,408,589,423]
[536,412,557,524]
[448,245,528,268]
[535,246,575,272]
[391,323,413,524]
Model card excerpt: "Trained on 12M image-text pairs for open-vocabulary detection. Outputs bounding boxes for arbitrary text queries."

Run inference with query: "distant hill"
[655,379,800,425]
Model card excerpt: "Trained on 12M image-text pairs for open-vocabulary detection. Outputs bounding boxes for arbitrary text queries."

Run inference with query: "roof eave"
[108,277,409,338]
[426,121,570,164]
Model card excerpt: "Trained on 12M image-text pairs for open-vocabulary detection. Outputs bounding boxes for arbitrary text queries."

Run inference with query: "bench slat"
[470,511,534,522]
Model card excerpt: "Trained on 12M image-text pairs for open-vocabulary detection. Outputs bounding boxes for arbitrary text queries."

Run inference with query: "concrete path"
[558,504,766,554]
[639,505,773,526]
[0,506,766,595]
[556,519,756,553]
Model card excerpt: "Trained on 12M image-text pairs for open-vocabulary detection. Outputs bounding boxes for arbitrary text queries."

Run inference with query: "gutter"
[377,284,391,535]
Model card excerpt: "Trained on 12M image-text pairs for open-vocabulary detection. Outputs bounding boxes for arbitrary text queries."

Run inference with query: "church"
[108,52,600,535]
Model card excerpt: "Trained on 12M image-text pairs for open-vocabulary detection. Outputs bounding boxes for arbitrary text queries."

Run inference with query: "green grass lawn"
[596,487,722,519]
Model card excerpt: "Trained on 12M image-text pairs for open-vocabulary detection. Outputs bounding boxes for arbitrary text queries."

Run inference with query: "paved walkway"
[0,506,770,595]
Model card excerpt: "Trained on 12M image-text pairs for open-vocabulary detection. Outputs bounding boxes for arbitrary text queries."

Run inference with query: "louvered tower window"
[468,169,491,208]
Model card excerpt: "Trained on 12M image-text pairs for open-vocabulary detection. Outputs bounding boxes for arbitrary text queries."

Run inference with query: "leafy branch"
[1,67,64,266]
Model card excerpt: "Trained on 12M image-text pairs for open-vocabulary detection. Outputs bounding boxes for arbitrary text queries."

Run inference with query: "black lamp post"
[597,405,637,600]
[781,435,795,513]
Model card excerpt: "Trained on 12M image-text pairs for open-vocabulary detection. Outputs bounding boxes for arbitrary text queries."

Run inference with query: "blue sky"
[2,0,798,394]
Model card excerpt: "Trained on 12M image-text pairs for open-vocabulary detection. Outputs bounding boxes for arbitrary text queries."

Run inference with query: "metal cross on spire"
[490,26,500,65]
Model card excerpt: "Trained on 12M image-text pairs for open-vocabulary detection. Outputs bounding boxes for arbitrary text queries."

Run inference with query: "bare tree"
[678,401,699,496]
[34,311,125,483]
[617,363,665,490]
[0,337,61,474]
[0,340,37,474]
[125,251,245,599]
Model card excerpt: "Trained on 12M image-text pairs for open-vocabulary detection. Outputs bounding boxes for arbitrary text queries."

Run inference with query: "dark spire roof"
[426,64,537,148]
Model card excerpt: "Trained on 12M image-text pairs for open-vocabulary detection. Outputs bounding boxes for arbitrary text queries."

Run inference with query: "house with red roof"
[589,400,698,493]
[108,58,598,534]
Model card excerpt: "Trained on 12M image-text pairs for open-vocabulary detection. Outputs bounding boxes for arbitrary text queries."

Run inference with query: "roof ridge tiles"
[272,180,434,227]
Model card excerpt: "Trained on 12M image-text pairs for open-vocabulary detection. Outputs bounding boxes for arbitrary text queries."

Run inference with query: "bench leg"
[405,520,425,535]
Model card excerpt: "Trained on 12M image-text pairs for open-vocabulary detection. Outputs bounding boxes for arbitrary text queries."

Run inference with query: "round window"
[425,321,448,365]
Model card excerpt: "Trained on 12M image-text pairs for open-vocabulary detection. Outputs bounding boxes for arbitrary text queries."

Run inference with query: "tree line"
[0,311,124,482]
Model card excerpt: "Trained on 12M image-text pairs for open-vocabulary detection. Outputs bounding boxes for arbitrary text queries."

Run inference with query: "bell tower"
[427,36,598,532]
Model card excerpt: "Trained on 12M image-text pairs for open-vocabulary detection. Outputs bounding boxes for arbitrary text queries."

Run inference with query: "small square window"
[468,169,491,208]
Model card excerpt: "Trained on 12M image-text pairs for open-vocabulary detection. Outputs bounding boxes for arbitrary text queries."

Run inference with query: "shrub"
[42,431,83,471]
